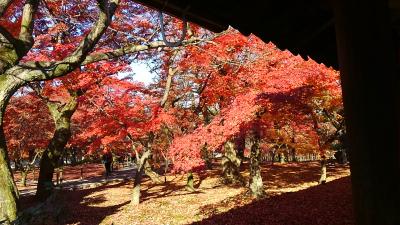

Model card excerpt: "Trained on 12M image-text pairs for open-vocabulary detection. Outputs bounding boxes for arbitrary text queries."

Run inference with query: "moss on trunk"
[36,96,78,200]
[0,94,19,222]
[0,141,19,222]
[221,141,245,185]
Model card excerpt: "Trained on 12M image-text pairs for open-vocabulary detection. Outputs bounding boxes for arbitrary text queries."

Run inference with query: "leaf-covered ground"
[18,161,353,225]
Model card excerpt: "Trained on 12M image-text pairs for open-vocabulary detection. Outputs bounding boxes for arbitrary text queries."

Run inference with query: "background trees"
[1,1,346,223]
[166,30,343,197]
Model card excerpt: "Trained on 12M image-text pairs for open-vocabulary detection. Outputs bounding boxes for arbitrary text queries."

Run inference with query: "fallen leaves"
[19,162,353,225]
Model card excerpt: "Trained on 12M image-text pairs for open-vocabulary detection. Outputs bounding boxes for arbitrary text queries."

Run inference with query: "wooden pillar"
[333,1,400,224]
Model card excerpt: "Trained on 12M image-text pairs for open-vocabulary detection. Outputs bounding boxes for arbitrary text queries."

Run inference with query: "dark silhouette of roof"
[135,0,400,69]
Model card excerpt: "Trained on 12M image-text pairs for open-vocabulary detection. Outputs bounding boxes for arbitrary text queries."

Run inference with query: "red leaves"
[167,29,342,173]
[4,93,54,159]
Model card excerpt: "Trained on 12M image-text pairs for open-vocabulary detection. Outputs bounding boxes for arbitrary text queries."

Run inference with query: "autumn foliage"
[0,1,347,223]
[167,31,342,172]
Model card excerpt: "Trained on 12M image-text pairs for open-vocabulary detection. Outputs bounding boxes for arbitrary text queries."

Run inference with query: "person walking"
[102,151,113,178]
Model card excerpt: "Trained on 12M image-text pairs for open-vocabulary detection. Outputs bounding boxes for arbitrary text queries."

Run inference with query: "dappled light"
[0,0,381,224]
[194,177,354,225]
[15,161,351,224]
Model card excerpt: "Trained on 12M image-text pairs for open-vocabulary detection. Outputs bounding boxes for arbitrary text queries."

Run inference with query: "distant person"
[102,151,113,178]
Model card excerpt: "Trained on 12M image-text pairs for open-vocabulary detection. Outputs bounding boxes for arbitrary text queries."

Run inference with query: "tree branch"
[81,37,203,65]
[19,0,39,49]
[7,0,120,83]
[27,82,64,105]
[160,67,177,107]
[0,0,12,16]
[0,25,19,48]
[62,0,119,66]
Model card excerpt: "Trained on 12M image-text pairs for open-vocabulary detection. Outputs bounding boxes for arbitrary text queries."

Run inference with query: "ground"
[17,161,353,225]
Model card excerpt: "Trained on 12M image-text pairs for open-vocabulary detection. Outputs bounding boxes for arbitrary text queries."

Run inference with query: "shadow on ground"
[192,176,354,225]
[62,181,131,225]
[18,161,351,225]
[19,181,130,225]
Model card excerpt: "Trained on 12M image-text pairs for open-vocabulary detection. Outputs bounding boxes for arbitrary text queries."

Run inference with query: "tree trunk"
[0,135,19,222]
[55,167,63,186]
[80,167,84,180]
[185,172,195,192]
[21,170,28,187]
[36,152,56,200]
[201,144,212,169]
[164,157,169,183]
[271,150,276,165]
[144,160,162,184]
[0,76,25,222]
[221,141,244,185]
[279,152,285,163]
[131,175,142,206]
[36,97,78,200]
[249,139,265,198]
[131,149,151,205]
[291,148,297,162]
[319,157,327,184]
[0,95,19,222]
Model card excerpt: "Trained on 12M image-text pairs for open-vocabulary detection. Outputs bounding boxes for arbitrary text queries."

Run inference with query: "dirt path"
[16,164,136,196]
[18,161,353,225]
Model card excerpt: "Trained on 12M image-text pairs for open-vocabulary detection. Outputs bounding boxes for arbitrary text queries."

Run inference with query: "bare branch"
[62,0,120,65]
[81,37,203,65]
[19,0,39,48]
[160,67,177,107]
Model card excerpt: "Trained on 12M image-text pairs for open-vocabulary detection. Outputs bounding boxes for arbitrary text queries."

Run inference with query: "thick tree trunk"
[0,132,19,222]
[36,152,57,200]
[249,139,265,198]
[221,141,244,185]
[131,168,143,206]
[318,157,327,184]
[0,86,20,222]
[36,97,77,200]
[131,149,151,205]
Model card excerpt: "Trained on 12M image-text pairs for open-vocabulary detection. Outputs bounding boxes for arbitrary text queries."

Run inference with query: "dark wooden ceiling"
[134,0,400,69]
